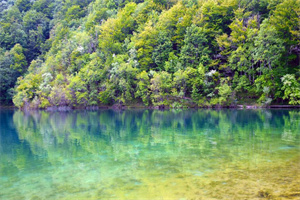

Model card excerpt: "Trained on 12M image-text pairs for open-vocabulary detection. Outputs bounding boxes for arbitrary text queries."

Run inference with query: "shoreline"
[1,104,300,111]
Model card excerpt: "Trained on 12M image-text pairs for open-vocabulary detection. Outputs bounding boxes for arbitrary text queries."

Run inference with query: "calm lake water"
[0,109,299,199]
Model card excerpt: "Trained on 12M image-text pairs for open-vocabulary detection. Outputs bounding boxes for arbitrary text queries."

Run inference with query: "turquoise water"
[0,109,299,199]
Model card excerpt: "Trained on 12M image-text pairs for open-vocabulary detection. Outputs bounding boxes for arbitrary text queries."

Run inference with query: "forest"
[0,0,299,108]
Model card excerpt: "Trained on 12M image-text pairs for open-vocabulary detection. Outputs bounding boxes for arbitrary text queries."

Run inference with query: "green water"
[0,109,299,199]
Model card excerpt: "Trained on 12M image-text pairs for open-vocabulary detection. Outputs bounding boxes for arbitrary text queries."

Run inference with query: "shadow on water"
[0,109,299,199]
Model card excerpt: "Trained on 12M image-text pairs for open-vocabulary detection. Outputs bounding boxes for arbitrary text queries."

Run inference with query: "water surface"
[0,109,299,199]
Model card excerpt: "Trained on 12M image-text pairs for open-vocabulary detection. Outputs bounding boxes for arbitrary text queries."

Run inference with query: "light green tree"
[281,74,300,105]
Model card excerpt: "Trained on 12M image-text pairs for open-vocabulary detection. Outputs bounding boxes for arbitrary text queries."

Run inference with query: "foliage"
[135,71,150,106]
[281,74,300,105]
[0,0,298,107]
[217,78,233,106]
[150,71,172,106]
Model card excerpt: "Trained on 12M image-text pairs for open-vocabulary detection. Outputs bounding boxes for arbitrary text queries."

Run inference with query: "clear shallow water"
[0,109,299,199]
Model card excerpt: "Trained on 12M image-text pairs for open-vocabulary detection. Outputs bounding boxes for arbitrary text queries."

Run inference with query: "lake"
[0,109,299,199]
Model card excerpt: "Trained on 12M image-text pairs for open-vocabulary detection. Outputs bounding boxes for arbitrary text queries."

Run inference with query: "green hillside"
[0,0,299,108]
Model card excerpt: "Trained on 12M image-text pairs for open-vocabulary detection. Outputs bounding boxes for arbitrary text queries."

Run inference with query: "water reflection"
[0,109,299,199]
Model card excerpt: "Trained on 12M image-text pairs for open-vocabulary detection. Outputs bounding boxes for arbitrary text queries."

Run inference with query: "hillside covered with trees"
[0,0,299,108]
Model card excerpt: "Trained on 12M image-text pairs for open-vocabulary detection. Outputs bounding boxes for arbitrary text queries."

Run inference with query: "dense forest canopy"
[0,0,299,108]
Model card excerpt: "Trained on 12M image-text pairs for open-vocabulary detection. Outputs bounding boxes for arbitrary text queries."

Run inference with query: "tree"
[13,73,42,108]
[269,0,300,71]
[253,19,285,100]
[156,2,189,52]
[150,71,172,105]
[180,25,211,68]
[133,20,158,71]
[68,75,88,106]
[194,0,237,35]
[0,7,27,49]
[269,0,300,46]
[32,0,55,19]
[281,74,300,105]
[9,44,27,73]
[98,2,137,55]
[152,31,173,70]
[0,50,14,103]
[15,0,32,12]
[135,71,150,106]
[217,78,233,106]
[65,5,85,22]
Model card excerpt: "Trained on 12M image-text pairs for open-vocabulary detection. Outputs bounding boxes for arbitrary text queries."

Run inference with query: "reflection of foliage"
[10,109,300,162]
[0,109,299,199]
